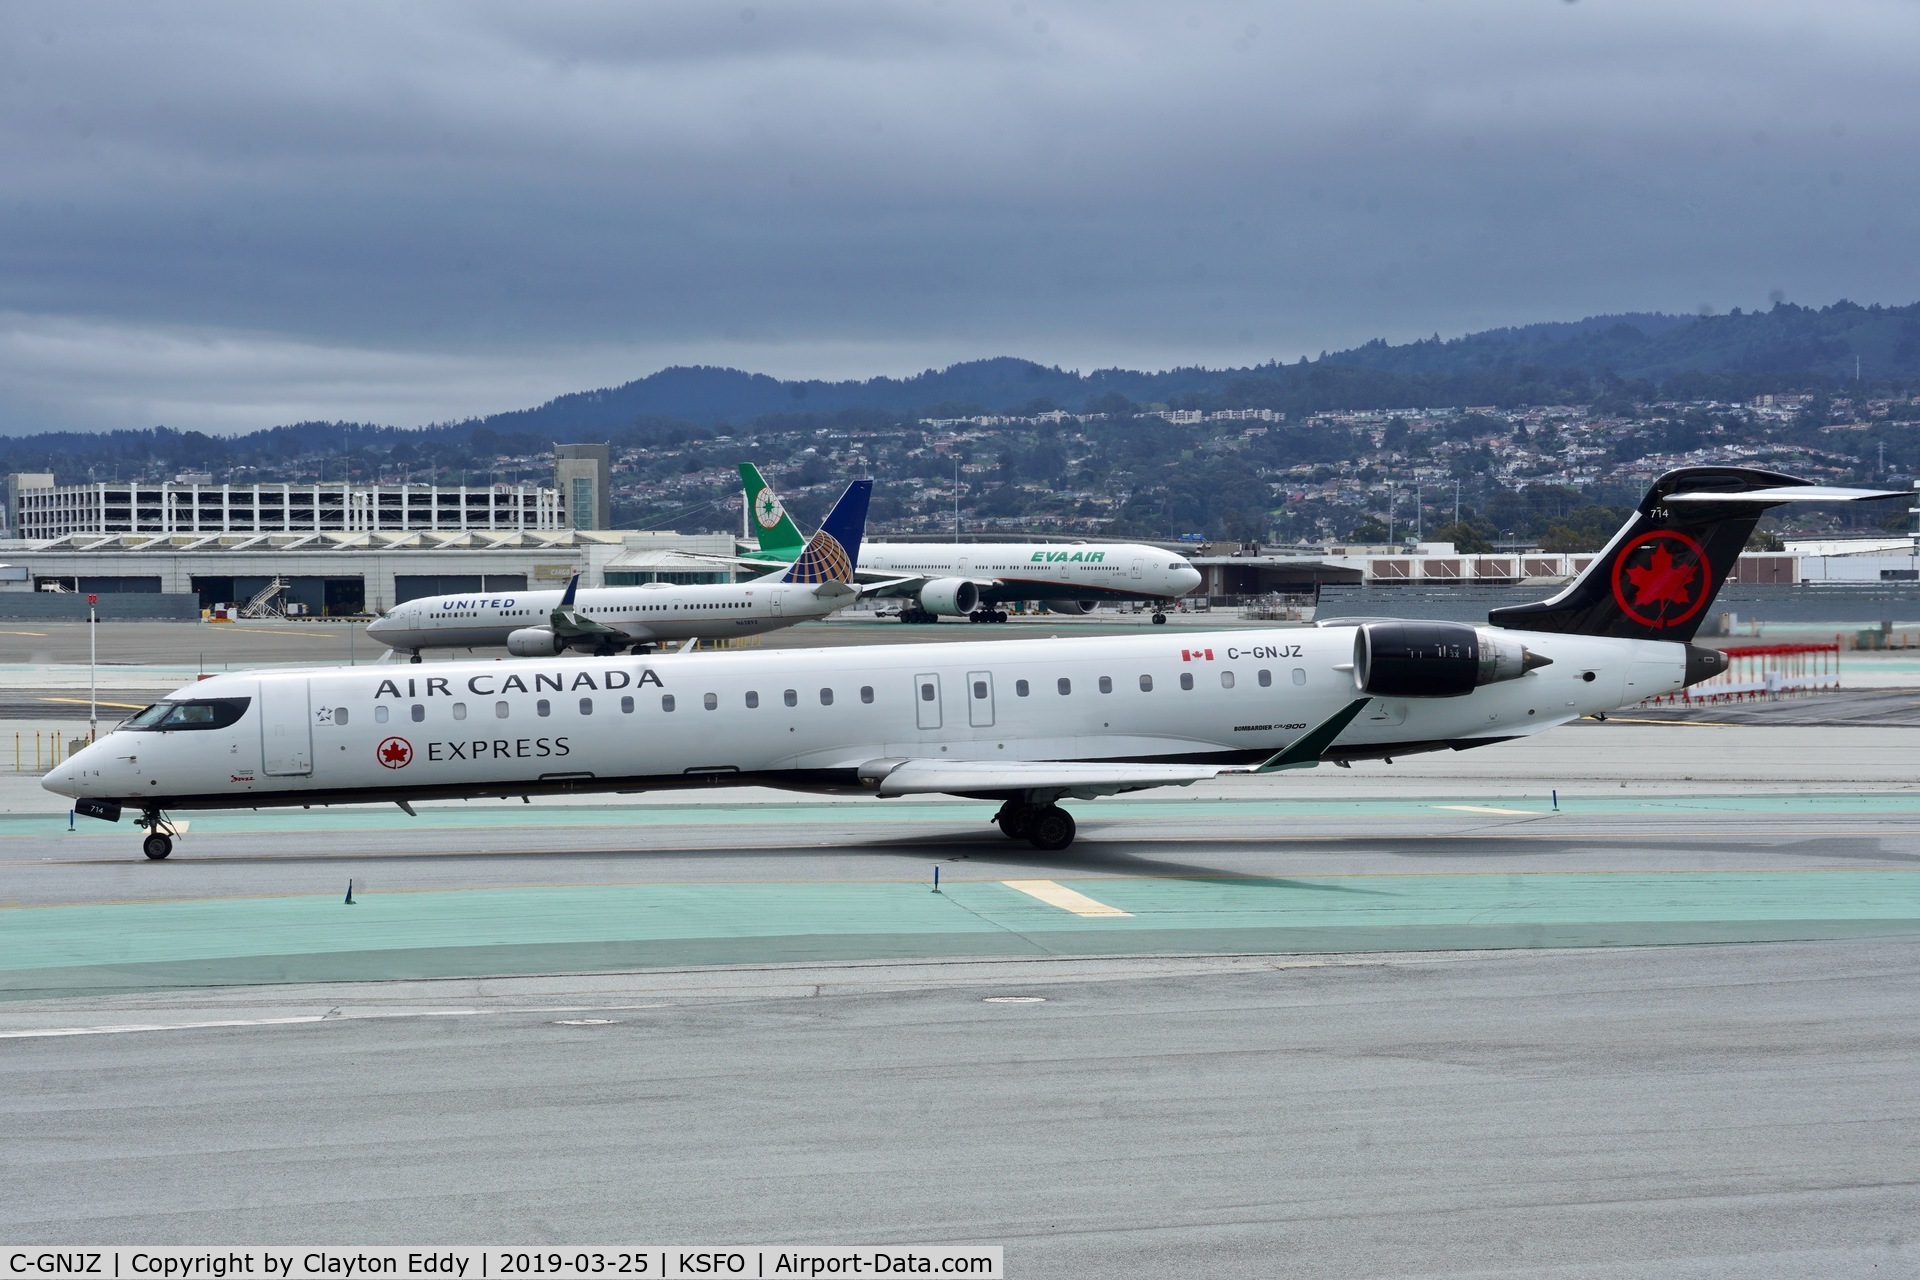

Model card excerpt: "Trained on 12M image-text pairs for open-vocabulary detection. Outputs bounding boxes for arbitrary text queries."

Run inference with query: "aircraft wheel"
[142,833,173,861]
[1025,806,1076,852]
[994,802,1034,840]
[408,651,424,662]
[1151,613,1168,625]
[993,610,1009,623]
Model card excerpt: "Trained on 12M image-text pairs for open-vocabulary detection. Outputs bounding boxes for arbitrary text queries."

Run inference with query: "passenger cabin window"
[1098,676,1113,694]
[746,691,760,709]
[334,707,349,726]
[410,704,425,722]
[1139,675,1153,692]
[1179,673,1193,691]
[704,693,718,710]
[919,683,934,702]
[536,699,551,717]
[662,694,676,712]
[785,689,799,707]
[1258,669,1272,687]
[974,680,989,699]
[1292,668,1307,685]
[1015,680,1029,697]
[581,697,594,715]
[375,705,389,724]
[860,686,874,704]
[621,696,635,713]
[496,701,510,718]
[1058,678,1071,695]
[452,702,467,720]
[820,688,834,706]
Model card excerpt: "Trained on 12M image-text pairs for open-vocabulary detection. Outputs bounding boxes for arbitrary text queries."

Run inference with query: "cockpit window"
[122,698,252,731]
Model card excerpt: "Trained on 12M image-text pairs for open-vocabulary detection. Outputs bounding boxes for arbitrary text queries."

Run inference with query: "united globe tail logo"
[1609,529,1709,630]
[789,532,853,584]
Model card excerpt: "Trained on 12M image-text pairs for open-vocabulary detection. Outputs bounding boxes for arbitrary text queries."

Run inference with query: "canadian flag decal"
[1181,648,1215,662]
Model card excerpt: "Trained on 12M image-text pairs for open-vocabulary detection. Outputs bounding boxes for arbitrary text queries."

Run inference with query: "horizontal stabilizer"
[1663,485,1900,504]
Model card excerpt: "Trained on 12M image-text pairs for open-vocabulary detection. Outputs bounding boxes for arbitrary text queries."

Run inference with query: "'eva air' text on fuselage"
[1031,551,1106,563]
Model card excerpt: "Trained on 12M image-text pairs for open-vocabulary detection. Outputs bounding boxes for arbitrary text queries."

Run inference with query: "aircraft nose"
[1177,565,1202,594]
[41,743,90,798]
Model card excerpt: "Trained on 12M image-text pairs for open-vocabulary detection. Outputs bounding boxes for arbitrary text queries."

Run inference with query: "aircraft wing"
[857,701,1375,799]
[857,757,1236,800]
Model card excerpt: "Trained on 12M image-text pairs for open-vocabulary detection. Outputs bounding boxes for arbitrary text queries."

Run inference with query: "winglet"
[782,479,873,584]
[1254,698,1371,773]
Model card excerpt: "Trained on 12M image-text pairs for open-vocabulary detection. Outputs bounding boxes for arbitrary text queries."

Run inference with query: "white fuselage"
[47,626,1681,811]
[364,580,845,653]
[857,541,1200,604]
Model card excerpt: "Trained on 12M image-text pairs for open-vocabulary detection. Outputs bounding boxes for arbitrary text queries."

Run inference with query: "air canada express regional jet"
[45,468,1895,860]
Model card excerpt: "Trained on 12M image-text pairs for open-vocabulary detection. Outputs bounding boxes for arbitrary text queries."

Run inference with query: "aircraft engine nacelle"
[917,578,980,617]
[1044,600,1098,615]
[505,627,563,658]
[1352,621,1549,698]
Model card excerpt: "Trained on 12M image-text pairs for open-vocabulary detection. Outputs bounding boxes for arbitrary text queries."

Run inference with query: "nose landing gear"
[136,808,176,860]
[1151,611,1168,625]
[992,801,1078,851]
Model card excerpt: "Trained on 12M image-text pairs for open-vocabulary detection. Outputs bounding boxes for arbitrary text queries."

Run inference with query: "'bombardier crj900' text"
[45,469,1895,859]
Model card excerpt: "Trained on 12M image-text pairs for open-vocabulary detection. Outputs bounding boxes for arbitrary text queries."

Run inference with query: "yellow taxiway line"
[40,697,148,710]
[1432,804,1543,816]
[1002,879,1134,917]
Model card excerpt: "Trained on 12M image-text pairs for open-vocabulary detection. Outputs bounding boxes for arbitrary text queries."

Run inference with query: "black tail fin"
[1489,466,1894,642]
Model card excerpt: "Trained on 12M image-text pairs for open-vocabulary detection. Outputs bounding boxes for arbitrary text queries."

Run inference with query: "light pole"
[954,457,961,540]
[87,593,97,743]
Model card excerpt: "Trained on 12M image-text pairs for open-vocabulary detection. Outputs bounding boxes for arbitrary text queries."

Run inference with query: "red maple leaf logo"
[376,737,413,769]
[1624,543,1696,610]
[1609,529,1710,630]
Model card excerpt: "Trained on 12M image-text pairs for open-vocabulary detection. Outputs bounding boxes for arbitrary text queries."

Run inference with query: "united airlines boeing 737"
[45,468,1893,860]
[365,480,872,660]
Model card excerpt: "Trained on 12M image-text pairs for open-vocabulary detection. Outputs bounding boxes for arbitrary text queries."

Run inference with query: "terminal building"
[0,443,743,617]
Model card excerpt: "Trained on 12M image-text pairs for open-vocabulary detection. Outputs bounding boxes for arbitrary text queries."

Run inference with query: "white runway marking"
[1433,804,1543,815]
[1001,879,1133,917]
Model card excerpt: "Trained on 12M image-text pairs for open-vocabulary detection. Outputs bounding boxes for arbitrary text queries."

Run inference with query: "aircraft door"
[1131,558,1144,580]
[967,670,994,728]
[769,590,783,618]
[914,673,942,730]
[259,678,313,776]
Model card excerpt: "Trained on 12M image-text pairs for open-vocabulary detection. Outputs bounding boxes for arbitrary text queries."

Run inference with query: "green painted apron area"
[11,792,1920,841]
[5,870,1920,999]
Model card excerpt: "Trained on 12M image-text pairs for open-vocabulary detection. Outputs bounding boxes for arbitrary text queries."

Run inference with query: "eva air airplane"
[738,463,1201,624]
[46,468,1894,861]
[364,480,872,660]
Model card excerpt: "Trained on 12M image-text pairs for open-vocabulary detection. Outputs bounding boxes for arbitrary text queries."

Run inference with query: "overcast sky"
[2,0,1915,433]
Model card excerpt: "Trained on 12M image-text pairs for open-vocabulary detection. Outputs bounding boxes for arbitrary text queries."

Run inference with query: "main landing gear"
[993,801,1077,851]
[968,610,1010,624]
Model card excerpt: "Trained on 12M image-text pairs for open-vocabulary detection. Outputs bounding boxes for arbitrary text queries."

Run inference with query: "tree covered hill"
[472,298,1920,433]
[4,300,1918,479]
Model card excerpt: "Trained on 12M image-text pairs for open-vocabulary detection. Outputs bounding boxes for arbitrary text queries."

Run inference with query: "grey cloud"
[1,0,1916,431]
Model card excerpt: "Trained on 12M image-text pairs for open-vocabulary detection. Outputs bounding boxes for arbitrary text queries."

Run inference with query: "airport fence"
[1642,642,1842,705]
[8,727,91,773]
